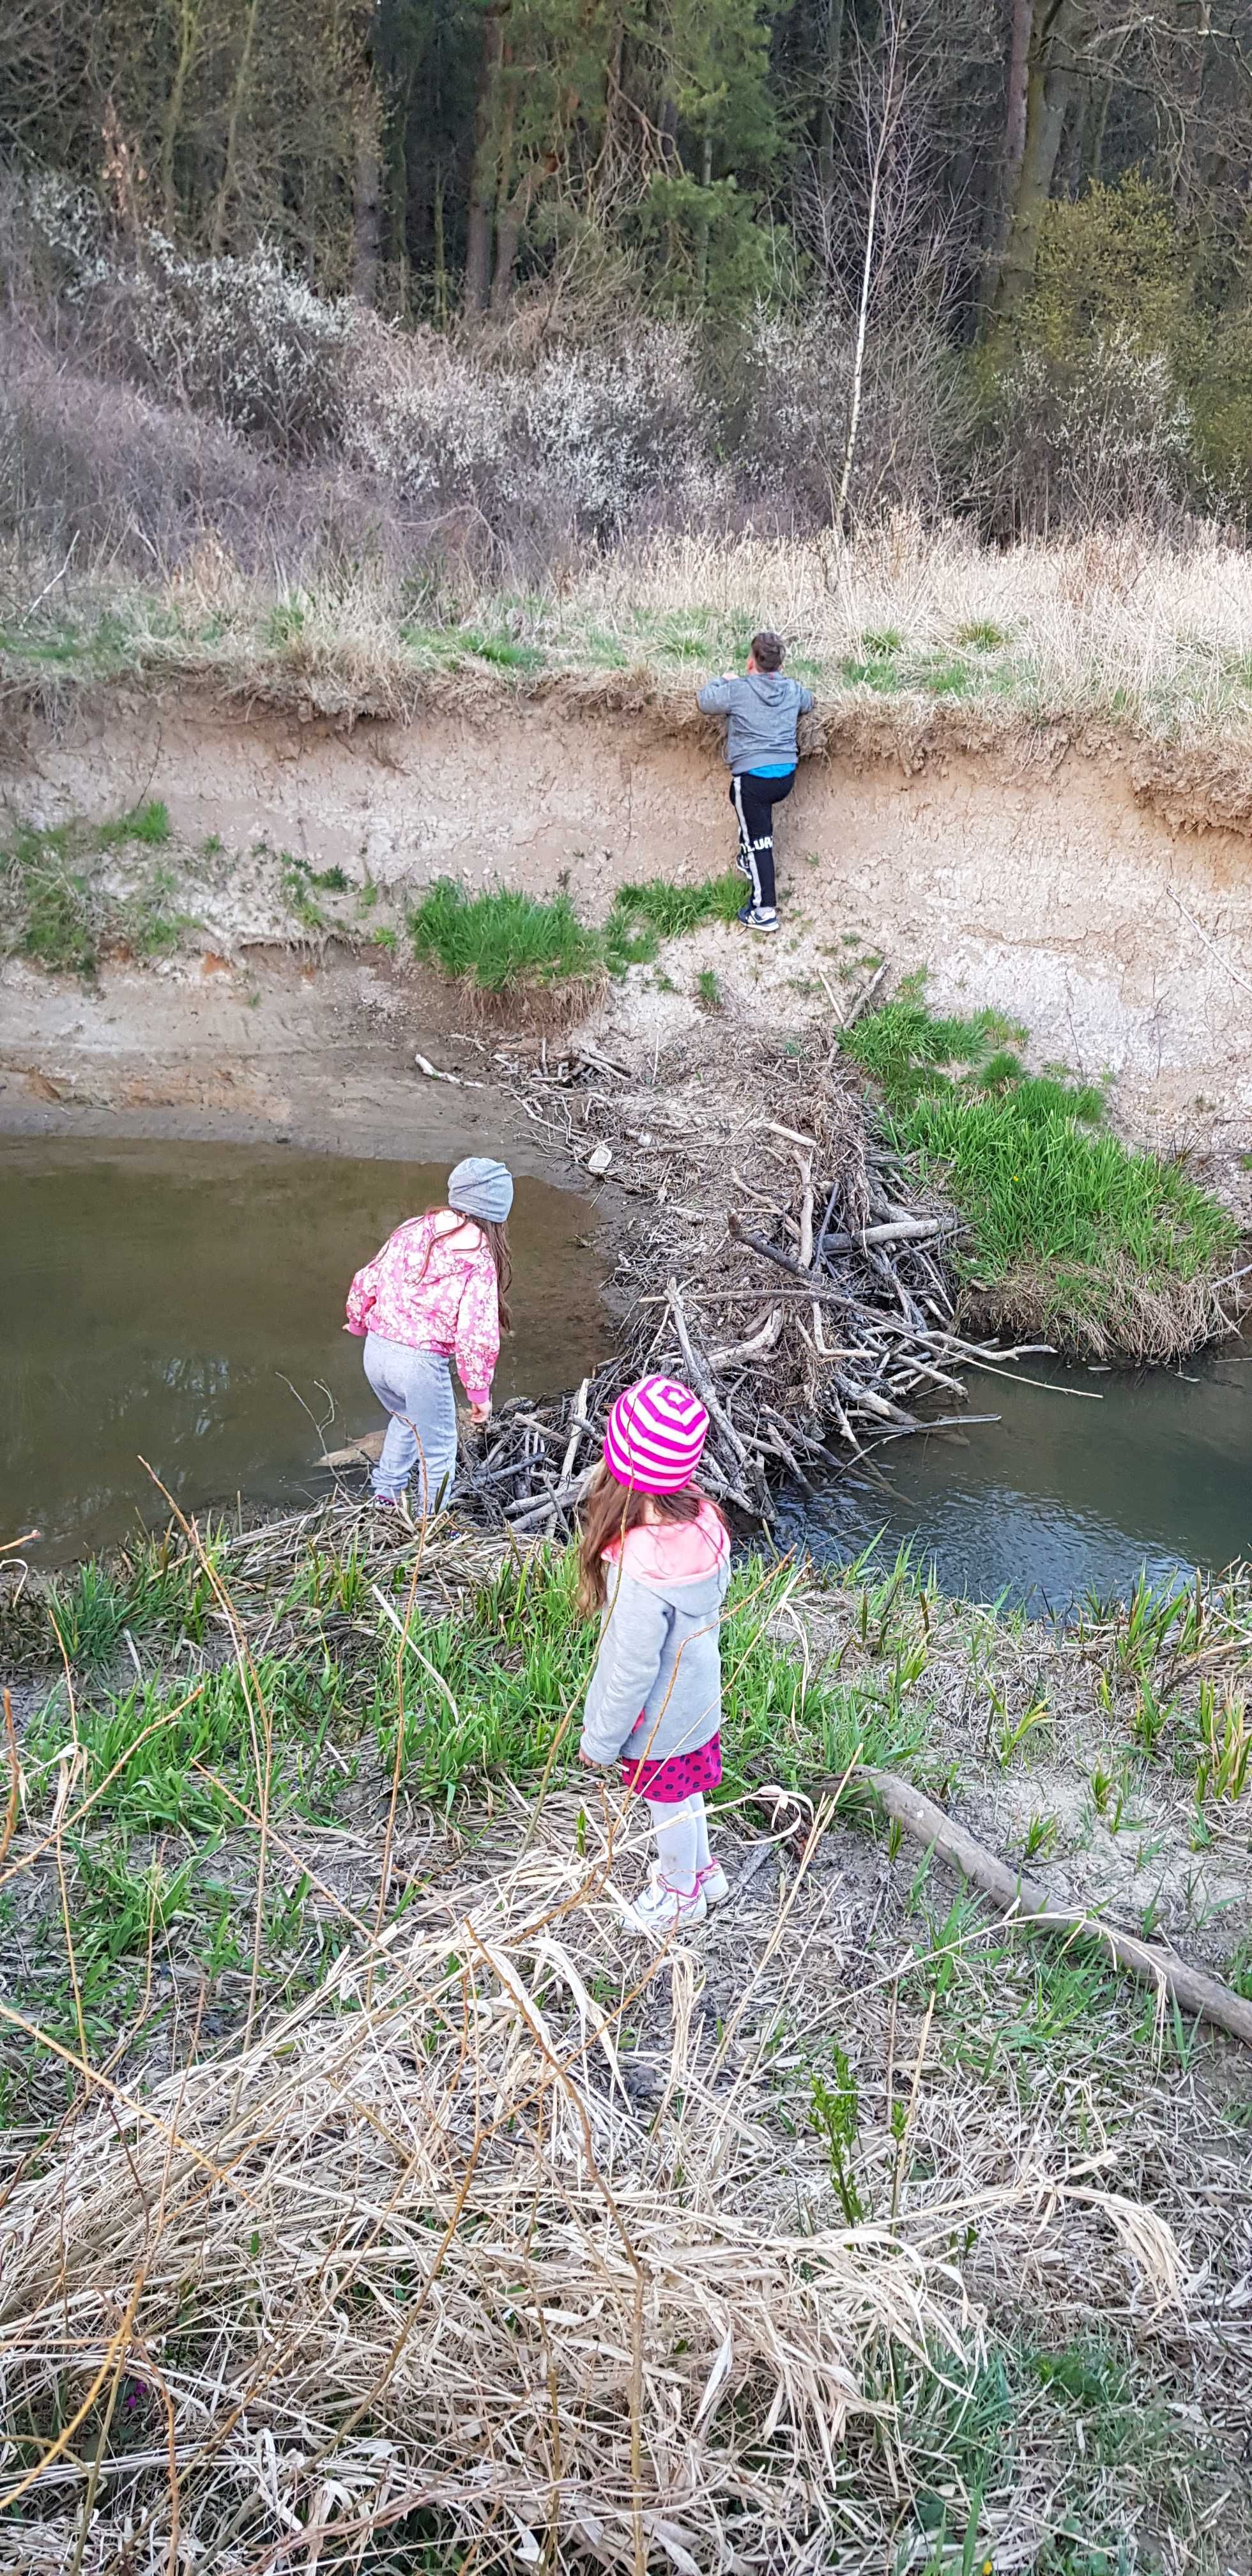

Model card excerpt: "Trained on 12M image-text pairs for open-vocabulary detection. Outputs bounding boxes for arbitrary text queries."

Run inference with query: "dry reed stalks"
[0,1809,1187,2575]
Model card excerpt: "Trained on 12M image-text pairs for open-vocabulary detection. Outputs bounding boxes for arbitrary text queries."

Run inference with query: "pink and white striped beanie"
[603,1375,708,1492]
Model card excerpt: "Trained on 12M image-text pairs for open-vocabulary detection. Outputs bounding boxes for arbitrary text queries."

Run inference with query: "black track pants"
[731,769,794,913]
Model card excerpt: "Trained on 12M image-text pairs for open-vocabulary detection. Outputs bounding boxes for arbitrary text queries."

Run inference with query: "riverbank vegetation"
[355,875,1251,1364]
[408,871,745,997]
[8,519,1252,765]
[843,985,1242,1357]
[1,1505,1248,2569]
[6,155,1252,759]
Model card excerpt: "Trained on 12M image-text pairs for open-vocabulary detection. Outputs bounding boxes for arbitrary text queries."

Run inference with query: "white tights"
[648,1792,710,1897]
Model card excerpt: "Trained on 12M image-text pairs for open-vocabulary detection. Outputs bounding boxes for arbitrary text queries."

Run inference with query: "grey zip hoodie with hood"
[698,670,814,774]
[579,1502,730,1770]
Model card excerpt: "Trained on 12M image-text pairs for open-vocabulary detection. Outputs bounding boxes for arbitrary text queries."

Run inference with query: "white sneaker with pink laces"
[626,1873,708,1938]
[698,1860,730,1906]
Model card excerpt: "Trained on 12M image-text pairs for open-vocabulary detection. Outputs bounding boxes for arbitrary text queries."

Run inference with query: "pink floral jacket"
[345,1215,500,1404]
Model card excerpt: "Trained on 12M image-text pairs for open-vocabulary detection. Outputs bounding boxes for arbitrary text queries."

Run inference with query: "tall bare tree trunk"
[988,0,1078,330]
[694,118,714,302]
[1081,73,1108,187]
[464,2,505,315]
[830,3,904,538]
[211,0,263,253]
[159,0,202,230]
[816,0,845,199]
[979,0,1032,316]
[488,73,517,314]
[352,98,381,305]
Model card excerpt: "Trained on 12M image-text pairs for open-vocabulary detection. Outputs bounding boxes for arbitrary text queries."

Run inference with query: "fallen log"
[843,1765,1252,2048]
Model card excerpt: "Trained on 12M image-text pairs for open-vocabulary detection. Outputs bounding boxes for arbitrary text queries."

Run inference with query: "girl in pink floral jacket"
[344,1156,514,1514]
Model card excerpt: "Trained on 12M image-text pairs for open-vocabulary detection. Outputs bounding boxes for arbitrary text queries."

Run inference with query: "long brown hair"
[409,1206,512,1334]
[576,1462,724,1616]
[480,1217,512,1334]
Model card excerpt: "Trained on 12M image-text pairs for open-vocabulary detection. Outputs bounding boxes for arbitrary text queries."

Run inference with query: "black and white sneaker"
[738,904,778,934]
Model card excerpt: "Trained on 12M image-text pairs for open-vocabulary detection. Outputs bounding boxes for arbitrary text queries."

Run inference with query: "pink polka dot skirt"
[621,1731,722,1805]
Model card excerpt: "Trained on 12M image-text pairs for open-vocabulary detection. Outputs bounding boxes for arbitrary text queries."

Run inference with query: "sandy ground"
[6,683,1252,1163]
[0,945,574,1168]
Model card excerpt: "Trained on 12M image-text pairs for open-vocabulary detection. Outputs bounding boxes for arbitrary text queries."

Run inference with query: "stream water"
[3,1138,611,1565]
[5,1137,1251,1596]
[777,1343,1252,1611]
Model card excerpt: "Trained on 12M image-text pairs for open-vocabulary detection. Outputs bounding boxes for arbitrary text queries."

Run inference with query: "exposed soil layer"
[0,946,562,1165]
[5,683,1252,1165]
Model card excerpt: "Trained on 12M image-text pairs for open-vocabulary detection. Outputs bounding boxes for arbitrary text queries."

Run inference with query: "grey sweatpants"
[363,1334,458,1515]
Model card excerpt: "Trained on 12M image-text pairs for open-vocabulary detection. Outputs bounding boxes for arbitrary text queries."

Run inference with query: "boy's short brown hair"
[751,630,785,671]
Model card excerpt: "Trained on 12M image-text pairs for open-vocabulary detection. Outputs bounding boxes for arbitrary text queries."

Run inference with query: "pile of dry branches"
[0,1821,1185,2575]
[452,1026,1045,1532]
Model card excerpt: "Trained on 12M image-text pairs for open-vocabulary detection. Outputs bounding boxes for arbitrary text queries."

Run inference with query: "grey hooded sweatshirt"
[697,671,814,774]
[579,1503,731,1770]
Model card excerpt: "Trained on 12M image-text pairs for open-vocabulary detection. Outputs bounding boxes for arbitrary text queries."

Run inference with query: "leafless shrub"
[0,328,395,576]
[977,331,1195,540]
[715,300,968,529]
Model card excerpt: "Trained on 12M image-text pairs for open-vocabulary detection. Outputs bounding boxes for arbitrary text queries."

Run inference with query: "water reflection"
[779,1347,1252,1611]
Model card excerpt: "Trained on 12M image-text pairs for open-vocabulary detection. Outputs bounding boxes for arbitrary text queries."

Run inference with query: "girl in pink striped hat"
[576,1375,731,1937]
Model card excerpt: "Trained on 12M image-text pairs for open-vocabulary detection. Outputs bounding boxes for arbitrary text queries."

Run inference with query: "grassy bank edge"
[7,532,1252,834]
[3,1514,1248,2565]
[841,985,1244,1360]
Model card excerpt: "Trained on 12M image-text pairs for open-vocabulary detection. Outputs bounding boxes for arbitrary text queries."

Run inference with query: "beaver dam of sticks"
[338,1022,1076,1533]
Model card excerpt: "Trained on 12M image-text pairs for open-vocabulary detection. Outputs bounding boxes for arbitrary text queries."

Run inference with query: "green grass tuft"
[408,871,744,993]
[604,871,742,969]
[4,802,176,974]
[96,800,171,849]
[457,626,545,673]
[843,979,1238,1352]
[408,877,602,993]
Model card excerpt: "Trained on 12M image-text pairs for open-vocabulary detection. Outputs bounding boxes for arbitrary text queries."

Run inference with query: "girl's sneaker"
[698,1859,730,1907]
[626,1873,708,1938]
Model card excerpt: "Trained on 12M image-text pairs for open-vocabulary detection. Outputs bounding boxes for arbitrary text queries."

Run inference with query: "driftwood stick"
[795,1152,814,1271]
[821,1216,961,1255]
[708,1308,784,1370]
[729,1216,830,1282]
[842,956,890,1027]
[851,1766,1252,2048]
[668,1277,762,1512]
[507,1469,595,1526]
[815,1180,841,1261]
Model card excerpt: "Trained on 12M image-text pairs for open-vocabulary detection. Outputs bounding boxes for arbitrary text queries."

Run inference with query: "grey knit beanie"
[448,1156,514,1223]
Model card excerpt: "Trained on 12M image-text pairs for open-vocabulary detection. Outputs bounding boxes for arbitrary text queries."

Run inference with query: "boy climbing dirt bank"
[698,632,813,933]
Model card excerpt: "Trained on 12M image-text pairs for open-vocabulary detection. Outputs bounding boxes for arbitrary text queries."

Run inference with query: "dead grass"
[966,1256,1248,1365]
[1,1508,1248,2571]
[6,518,1252,784]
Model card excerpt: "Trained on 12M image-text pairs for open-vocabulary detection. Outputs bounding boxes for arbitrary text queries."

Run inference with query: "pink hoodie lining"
[602,1501,729,1588]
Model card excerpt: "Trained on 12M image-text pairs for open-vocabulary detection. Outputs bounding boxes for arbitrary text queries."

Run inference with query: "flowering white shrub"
[982,332,1193,535]
[344,318,712,541]
[115,238,355,459]
[10,178,353,461]
[11,172,111,289]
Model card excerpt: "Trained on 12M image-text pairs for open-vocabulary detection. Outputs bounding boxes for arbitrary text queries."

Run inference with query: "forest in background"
[3,0,1252,590]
